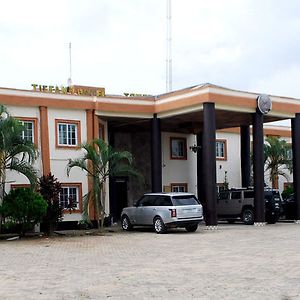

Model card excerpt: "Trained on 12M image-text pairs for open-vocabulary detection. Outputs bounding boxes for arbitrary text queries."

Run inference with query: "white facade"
[0,86,292,221]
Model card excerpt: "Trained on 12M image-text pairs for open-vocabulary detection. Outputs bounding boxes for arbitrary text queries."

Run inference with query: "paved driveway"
[1,222,300,299]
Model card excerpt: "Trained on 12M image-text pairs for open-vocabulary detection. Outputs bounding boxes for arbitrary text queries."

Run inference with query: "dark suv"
[282,194,296,220]
[217,188,282,225]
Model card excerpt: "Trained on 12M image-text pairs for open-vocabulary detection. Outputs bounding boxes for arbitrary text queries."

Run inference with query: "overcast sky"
[1,0,300,100]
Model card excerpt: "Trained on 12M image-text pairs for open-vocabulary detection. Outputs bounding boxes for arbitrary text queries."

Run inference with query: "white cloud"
[1,0,300,98]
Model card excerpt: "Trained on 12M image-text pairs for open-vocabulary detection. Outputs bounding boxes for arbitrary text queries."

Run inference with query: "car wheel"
[121,215,133,231]
[185,224,198,232]
[242,208,254,225]
[153,217,167,234]
[266,214,279,224]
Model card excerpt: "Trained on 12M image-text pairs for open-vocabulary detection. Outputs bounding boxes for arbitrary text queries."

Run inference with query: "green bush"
[0,188,47,236]
[282,185,294,200]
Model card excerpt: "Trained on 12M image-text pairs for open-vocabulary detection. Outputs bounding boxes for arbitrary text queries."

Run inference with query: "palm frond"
[8,160,37,187]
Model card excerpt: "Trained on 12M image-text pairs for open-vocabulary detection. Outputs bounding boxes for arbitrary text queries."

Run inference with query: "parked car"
[121,192,203,233]
[217,188,282,225]
[282,194,296,220]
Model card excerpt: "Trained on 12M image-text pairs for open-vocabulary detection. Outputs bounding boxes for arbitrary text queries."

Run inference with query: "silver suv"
[121,192,203,233]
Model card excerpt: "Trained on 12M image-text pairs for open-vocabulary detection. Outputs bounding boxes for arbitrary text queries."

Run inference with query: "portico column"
[291,116,300,222]
[196,132,204,204]
[151,114,162,192]
[202,103,217,226]
[240,125,251,187]
[252,110,265,224]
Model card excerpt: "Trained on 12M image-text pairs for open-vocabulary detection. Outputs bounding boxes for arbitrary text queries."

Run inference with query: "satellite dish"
[257,94,272,115]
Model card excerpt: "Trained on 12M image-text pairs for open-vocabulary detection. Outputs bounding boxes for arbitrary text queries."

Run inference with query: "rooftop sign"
[123,92,152,97]
[31,84,105,97]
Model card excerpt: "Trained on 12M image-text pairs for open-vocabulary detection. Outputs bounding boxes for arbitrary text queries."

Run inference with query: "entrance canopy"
[98,83,298,132]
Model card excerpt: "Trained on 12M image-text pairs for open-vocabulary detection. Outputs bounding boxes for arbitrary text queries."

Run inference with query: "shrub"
[282,185,294,200]
[39,173,63,235]
[0,188,47,236]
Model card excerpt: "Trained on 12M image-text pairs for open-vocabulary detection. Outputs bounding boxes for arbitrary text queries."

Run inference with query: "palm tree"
[264,136,292,189]
[0,105,38,231]
[67,138,142,231]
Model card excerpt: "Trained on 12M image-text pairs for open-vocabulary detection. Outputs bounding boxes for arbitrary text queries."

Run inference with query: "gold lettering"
[31,84,38,91]
[61,86,68,94]
[39,85,43,92]
[42,85,48,92]
[49,86,54,93]
[97,90,104,97]
[55,86,60,93]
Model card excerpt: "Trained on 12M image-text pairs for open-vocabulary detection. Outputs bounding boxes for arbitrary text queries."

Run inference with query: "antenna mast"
[166,0,172,92]
[68,42,72,86]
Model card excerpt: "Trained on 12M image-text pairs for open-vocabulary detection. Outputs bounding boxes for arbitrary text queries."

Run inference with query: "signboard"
[31,84,105,97]
[123,92,152,97]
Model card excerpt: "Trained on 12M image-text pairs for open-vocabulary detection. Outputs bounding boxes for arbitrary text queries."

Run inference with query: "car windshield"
[265,191,280,200]
[172,195,199,206]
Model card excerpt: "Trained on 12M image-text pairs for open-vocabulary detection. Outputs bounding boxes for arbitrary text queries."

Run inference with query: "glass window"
[21,121,34,143]
[216,140,227,160]
[171,138,187,159]
[244,191,254,198]
[219,191,230,200]
[216,140,226,159]
[59,186,79,209]
[138,196,155,207]
[286,148,293,160]
[231,191,241,199]
[155,196,172,206]
[58,123,78,146]
[171,185,187,192]
[172,195,199,206]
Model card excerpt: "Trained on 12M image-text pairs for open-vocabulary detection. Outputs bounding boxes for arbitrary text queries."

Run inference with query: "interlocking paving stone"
[0,222,300,299]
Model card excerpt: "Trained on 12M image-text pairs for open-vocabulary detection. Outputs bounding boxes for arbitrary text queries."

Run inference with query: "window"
[218,191,230,200]
[172,195,199,206]
[56,119,81,147]
[231,191,241,199]
[99,123,105,140]
[171,183,188,192]
[244,191,254,198]
[59,184,82,211]
[155,196,172,206]
[21,121,34,142]
[286,144,293,160]
[216,139,227,160]
[16,118,38,144]
[170,137,187,160]
[137,196,155,207]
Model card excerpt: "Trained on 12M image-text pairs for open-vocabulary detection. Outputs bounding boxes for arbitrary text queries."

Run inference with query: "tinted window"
[171,195,199,206]
[265,194,273,201]
[219,191,230,200]
[155,196,172,206]
[272,191,280,197]
[244,191,254,198]
[138,196,155,207]
[231,192,241,199]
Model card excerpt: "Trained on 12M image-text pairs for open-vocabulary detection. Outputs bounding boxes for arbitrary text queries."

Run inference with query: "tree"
[0,105,38,232]
[264,136,292,189]
[67,139,142,231]
[39,173,63,235]
[0,188,47,236]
